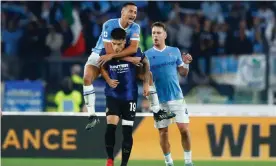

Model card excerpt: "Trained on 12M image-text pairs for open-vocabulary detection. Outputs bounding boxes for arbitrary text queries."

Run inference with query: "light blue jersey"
[145,46,184,103]
[92,18,140,54]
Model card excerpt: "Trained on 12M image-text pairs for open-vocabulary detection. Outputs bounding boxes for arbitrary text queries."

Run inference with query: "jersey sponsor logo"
[151,61,175,69]
[110,64,129,73]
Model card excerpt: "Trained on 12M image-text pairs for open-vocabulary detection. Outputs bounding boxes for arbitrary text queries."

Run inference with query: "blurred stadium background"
[1,1,276,166]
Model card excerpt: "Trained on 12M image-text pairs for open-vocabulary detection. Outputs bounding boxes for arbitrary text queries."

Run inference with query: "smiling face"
[121,4,137,25]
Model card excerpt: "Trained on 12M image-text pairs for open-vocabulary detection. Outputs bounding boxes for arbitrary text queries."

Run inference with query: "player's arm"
[176,49,192,77]
[100,65,119,89]
[178,64,189,77]
[99,25,140,65]
[141,56,150,96]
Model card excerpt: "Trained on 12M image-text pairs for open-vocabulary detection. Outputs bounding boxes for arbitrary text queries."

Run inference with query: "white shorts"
[85,52,100,68]
[154,99,190,129]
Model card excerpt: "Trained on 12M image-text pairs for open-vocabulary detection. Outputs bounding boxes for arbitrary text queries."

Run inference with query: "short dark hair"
[151,22,167,32]
[122,2,137,8]
[111,28,126,40]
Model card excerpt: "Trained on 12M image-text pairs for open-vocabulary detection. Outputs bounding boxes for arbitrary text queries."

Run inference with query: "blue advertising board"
[3,81,44,112]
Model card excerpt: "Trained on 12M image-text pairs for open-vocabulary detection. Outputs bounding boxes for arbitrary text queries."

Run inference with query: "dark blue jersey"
[100,48,145,100]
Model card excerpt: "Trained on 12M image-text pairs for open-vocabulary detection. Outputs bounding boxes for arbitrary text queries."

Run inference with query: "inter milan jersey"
[145,46,184,103]
[92,18,140,54]
[100,48,144,100]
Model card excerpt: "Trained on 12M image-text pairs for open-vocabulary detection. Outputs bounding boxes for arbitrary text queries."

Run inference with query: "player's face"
[152,26,167,46]
[121,5,137,25]
[111,39,126,53]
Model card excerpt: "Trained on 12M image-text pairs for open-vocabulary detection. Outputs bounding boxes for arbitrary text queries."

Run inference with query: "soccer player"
[83,2,172,130]
[145,22,194,166]
[100,28,150,166]
[83,2,141,129]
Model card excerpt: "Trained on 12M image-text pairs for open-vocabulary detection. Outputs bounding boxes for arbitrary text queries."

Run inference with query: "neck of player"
[120,19,129,29]
[154,44,166,51]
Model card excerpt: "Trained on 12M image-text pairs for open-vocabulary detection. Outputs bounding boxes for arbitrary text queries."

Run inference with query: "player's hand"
[98,54,113,66]
[107,79,119,88]
[182,53,193,64]
[131,57,143,66]
[143,83,149,97]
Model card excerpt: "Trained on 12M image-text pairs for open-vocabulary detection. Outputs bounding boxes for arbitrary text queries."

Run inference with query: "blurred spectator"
[2,20,23,56]
[54,77,82,112]
[252,30,264,54]
[201,1,222,22]
[60,19,73,54]
[258,2,275,25]
[265,17,276,52]
[199,19,217,76]
[176,14,193,53]
[46,25,63,56]
[233,20,253,55]
[70,64,83,92]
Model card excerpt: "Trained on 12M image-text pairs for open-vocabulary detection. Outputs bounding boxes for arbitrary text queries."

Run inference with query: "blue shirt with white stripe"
[145,46,184,103]
[92,18,140,54]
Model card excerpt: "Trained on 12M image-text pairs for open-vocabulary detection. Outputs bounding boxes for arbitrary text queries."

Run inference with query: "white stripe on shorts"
[122,119,134,126]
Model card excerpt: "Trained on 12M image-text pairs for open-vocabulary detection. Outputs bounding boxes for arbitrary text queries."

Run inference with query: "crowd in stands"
[1,1,275,111]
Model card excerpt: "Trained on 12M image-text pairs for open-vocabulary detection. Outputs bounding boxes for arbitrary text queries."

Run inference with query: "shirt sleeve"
[130,24,140,41]
[176,48,184,67]
[99,48,106,56]
[102,21,112,42]
[134,47,145,61]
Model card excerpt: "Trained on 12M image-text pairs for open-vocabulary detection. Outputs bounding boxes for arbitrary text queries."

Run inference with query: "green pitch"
[1,158,276,166]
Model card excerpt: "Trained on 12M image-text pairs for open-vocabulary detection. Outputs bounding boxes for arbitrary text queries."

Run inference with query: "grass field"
[1,158,276,166]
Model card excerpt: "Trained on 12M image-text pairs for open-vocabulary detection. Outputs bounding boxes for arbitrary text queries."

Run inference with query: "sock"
[164,152,173,163]
[105,124,117,160]
[83,85,96,116]
[149,85,160,113]
[184,150,192,163]
[121,126,133,166]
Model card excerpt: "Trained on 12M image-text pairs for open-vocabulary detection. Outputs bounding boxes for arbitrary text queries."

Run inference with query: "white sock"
[83,85,96,116]
[164,152,173,164]
[184,150,192,164]
[149,85,160,113]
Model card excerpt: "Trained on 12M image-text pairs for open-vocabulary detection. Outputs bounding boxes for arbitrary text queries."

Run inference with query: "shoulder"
[167,46,181,55]
[144,48,154,55]
[103,18,118,27]
[131,22,140,30]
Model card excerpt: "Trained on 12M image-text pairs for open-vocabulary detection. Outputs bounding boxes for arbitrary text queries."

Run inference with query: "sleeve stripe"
[103,39,111,42]
[130,38,140,41]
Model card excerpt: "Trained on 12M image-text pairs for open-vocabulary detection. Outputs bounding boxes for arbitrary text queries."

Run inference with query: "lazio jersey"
[92,18,140,54]
[145,46,184,103]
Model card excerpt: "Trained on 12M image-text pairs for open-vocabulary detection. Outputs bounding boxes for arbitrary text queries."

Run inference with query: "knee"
[179,126,189,137]
[159,128,169,139]
[83,74,92,85]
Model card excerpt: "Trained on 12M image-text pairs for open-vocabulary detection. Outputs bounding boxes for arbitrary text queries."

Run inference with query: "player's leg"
[158,127,174,166]
[176,123,193,166]
[120,100,137,166]
[172,100,193,166]
[83,52,100,130]
[105,97,121,166]
[137,71,176,121]
[154,103,174,166]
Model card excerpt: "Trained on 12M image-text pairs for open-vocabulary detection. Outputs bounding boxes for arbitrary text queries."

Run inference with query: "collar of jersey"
[153,46,167,52]
[118,18,130,30]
